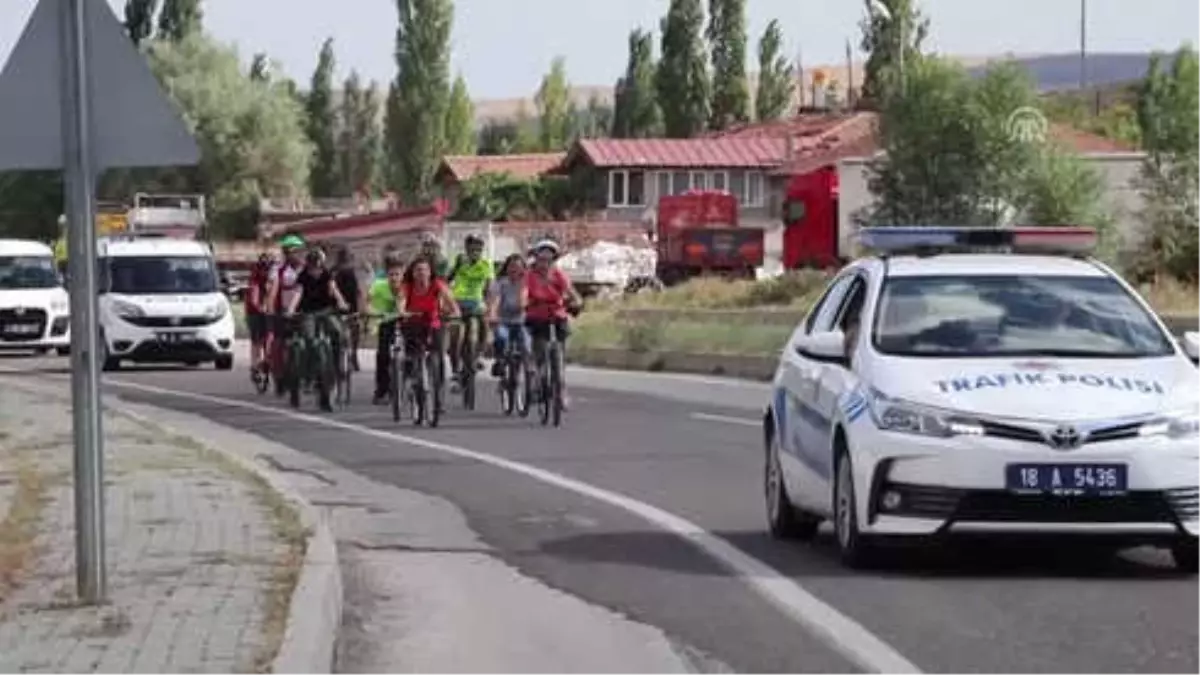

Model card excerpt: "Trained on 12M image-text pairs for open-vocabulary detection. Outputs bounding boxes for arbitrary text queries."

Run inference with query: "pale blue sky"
[2,0,1197,99]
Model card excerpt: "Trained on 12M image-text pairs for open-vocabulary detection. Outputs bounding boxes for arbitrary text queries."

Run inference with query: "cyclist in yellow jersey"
[447,234,494,389]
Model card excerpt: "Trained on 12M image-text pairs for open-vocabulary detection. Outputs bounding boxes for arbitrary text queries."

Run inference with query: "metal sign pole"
[61,0,107,604]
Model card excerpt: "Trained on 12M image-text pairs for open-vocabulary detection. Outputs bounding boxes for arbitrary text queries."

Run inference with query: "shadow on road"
[538,528,1188,580]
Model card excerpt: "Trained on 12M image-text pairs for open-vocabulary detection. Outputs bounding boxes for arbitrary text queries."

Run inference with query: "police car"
[762,227,1199,572]
[0,239,70,354]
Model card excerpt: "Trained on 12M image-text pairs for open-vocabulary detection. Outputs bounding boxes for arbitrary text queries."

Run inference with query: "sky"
[2,0,1197,99]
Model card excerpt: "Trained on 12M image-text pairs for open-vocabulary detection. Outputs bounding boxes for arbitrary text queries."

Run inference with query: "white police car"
[763,227,1199,572]
[0,239,70,354]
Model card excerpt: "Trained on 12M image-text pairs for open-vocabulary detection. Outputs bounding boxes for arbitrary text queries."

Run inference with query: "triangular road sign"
[0,0,200,171]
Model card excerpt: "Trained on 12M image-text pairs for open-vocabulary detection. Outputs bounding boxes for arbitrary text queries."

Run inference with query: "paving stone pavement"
[0,384,303,674]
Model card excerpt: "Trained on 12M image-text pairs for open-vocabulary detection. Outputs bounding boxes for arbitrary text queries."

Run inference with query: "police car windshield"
[873,275,1176,358]
[107,256,218,295]
[0,256,59,290]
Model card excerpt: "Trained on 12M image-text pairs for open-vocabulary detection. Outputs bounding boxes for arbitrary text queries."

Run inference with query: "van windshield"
[107,256,218,295]
[0,256,59,290]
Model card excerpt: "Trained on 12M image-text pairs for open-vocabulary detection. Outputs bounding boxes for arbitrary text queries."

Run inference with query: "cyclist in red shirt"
[245,253,273,375]
[394,255,459,387]
[525,239,582,408]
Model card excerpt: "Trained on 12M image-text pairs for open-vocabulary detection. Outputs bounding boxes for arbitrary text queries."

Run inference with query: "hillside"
[472,51,1162,124]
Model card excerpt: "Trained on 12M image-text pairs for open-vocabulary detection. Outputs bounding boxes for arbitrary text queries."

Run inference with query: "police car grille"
[123,316,215,328]
[1164,487,1199,521]
[1085,422,1143,444]
[953,491,1177,523]
[979,420,1044,444]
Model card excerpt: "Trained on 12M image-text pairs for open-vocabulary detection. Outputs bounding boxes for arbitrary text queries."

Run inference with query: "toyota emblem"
[170,316,181,326]
[14,307,25,316]
[1047,425,1084,450]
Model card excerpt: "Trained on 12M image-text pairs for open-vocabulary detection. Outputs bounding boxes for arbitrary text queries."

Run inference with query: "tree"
[124,0,159,47]
[612,29,662,138]
[145,34,312,238]
[574,95,614,140]
[338,71,383,197]
[536,57,573,151]
[657,0,710,138]
[387,0,455,201]
[305,38,340,197]
[755,19,794,121]
[477,119,520,156]
[444,74,477,155]
[859,0,929,107]
[157,0,203,42]
[249,53,270,82]
[1132,45,1199,282]
[706,0,750,129]
[0,172,63,242]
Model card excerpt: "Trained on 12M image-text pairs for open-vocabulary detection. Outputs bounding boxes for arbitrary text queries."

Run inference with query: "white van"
[97,236,235,371]
[0,239,70,354]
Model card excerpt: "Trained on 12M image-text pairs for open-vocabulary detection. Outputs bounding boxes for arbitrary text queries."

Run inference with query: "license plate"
[1,323,40,335]
[155,331,196,344]
[1006,463,1128,495]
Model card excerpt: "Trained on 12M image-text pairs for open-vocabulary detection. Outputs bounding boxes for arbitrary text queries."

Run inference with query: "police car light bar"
[858,226,1098,256]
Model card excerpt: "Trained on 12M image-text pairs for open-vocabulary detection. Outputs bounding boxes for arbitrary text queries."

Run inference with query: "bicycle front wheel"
[428,352,442,428]
[390,349,403,422]
[550,344,564,427]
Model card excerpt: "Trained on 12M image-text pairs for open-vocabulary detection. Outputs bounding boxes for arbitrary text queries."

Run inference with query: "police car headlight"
[204,301,228,320]
[1138,406,1200,439]
[111,299,145,318]
[867,388,984,438]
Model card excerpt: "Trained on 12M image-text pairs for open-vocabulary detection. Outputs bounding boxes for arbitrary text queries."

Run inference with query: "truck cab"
[781,166,840,269]
[655,190,764,286]
[96,236,235,371]
[0,239,70,355]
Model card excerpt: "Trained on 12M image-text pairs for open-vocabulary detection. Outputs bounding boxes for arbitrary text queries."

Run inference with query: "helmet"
[464,234,484,248]
[305,249,324,266]
[531,239,560,257]
[280,234,305,250]
[420,233,441,248]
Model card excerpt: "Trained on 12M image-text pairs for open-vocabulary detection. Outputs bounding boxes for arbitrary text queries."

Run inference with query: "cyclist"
[447,234,494,391]
[245,253,274,376]
[265,234,307,395]
[370,249,403,405]
[486,253,530,378]
[525,239,583,409]
[285,249,351,412]
[395,255,460,391]
[417,233,453,279]
[331,245,365,371]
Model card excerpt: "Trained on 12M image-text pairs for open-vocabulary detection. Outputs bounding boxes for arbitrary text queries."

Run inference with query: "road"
[2,353,1197,673]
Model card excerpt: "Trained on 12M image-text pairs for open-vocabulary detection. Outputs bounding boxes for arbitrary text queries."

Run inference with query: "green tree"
[249,52,270,82]
[145,34,312,238]
[123,0,159,46]
[512,102,541,152]
[657,0,710,138]
[387,0,455,201]
[157,0,203,42]
[755,19,794,121]
[706,0,750,129]
[338,71,383,196]
[305,38,340,197]
[612,29,662,138]
[859,0,929,106]
[574,95,614,139]
[0,172,63,242]
[1132,45,1199,282]
[536,57,573,151]
[444,74,477,155]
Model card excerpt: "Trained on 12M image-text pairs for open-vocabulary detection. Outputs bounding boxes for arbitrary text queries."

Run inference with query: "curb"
[0,377,342,674]
[569,347,777,381]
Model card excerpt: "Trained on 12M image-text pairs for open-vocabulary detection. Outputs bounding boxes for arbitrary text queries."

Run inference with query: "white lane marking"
[84,376,919,674]
[689,412,761,427]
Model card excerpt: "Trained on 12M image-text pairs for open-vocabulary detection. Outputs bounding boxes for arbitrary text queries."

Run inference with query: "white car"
[97,236,235,371]
[0,239,71,354]
[762,227,1199,572]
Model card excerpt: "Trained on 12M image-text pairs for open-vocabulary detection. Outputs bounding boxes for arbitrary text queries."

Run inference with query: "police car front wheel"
[765,432,820,540]
[1171,537,1198,574]
[834,451,880,569]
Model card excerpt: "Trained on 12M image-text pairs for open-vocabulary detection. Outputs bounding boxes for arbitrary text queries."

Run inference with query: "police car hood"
[874,356,1196,420]
[0,287,67,309]
[110,293,224,316]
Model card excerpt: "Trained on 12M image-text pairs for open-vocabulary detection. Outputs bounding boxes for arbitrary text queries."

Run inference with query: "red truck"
[780,166,841,269]
[655,190,765,286]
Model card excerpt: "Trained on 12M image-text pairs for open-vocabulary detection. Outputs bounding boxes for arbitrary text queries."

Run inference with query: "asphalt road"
[3,353,1197,674]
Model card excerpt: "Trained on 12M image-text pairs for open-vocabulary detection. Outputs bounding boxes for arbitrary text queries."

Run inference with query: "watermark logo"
[1005,106,1048,144]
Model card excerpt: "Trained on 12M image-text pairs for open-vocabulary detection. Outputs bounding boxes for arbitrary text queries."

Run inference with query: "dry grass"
[1138,277,1199,315]
[0,462,50,603]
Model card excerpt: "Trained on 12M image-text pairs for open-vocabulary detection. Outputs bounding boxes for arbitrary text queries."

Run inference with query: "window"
[608,171,626,206]
[656,172,671,200]
[607,170,647,207]
[728,170,746,204]
[690,171,708,190]
[0,256,59,290]
[746,171,764,207]
[628,170,645,206]
[804,273,857,334]
[711,171,728,191]
[872,275,1176,358]
[671,171,690,195]
[106,256,218,295]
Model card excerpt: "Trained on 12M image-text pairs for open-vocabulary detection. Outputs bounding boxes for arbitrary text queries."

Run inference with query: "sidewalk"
[0,383,306,673]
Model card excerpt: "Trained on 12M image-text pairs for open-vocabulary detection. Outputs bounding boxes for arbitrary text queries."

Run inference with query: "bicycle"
[452,312,485,411]
[390,313,452,427]
[495,324,531,417]
[529,303,582,428]
[283,311,339,411]
[251,356,271,394]
[333,311,359,408]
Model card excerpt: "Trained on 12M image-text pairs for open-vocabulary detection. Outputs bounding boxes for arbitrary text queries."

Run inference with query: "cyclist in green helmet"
[447,234,493,389]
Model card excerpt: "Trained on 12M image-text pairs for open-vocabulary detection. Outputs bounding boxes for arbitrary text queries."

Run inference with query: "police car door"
[777,273,855,512]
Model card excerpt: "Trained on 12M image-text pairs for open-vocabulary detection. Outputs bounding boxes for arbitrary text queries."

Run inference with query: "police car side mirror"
[795,330,849,367]
[1182,331,1199,366]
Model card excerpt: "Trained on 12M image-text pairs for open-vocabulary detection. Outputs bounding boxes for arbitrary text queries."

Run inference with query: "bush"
[620,270,832,310]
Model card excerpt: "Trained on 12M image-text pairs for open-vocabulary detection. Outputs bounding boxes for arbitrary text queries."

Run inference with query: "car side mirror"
[795,330,849,367]
[1182,331,1199,365]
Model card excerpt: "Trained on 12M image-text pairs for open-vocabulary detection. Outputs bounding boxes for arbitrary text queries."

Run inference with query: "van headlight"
[50,298,68,313]
[867,388,984,438]
[1139,406,1200,439]
[111,299,145,318]
[204,301,228,321]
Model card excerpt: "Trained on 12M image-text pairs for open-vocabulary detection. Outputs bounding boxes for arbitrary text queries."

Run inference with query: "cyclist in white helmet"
[524,238,583,409]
